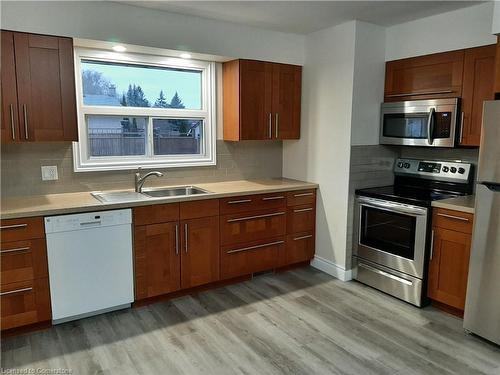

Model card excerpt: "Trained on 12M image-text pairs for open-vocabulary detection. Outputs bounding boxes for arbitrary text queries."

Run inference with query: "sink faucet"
[135,168,163,193]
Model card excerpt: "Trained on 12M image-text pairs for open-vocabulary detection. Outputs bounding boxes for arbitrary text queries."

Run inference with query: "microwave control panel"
[394,158,472,182]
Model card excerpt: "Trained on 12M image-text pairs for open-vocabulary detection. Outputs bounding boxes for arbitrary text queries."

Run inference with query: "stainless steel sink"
[91,186,211,203]
[91,191,149,204]
[142,186,210,198]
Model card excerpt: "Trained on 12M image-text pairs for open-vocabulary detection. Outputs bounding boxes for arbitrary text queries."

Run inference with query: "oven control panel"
[394,158,472,182]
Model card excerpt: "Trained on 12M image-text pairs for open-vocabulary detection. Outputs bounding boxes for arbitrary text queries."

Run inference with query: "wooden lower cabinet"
[221,238,283,280]
[1,239,48,285]
[494,36,500,98]
[428,208,473,313]
[1,278,51,330]
[281,233,315,267]
[134,222,180,299]
[180,216,219,289]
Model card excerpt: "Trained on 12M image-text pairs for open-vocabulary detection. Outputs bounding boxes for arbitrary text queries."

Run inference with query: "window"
[73,48,216,171]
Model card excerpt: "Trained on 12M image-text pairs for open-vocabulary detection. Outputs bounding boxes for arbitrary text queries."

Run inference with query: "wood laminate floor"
[2,267,500,375]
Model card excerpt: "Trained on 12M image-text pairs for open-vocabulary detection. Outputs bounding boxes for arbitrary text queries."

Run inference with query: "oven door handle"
[358,199,427,216]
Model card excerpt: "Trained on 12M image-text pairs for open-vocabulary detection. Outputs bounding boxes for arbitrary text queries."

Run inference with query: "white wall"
[493,1,500,34]
[0,1,304,65]
[351,22,386,146]
[283,21,356,279]
[386,2,497,61]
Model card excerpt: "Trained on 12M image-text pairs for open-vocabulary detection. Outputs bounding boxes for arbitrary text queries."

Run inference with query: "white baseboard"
[310,256,353,281]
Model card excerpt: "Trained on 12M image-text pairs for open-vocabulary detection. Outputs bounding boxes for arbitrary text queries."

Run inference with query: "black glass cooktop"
[355,185,463,207]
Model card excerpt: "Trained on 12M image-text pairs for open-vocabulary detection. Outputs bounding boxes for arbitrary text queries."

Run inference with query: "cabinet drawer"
[180,199,219,220]
[220,193,286,215]
[1,277,51,330]
[133,203,179,226]
[221,238,283,279]
[1,239,48,285]
[281,232,315,266]
[220,209,286,245]
[287,190,316,207]
[287,205,315,234]
[0,217,44,242]
[433,208,473,234]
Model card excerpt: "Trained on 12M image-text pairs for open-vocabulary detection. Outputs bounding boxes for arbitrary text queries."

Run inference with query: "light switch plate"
[41,166,58,181]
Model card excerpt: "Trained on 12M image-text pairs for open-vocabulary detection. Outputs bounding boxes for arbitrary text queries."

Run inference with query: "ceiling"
[117,1,484,34]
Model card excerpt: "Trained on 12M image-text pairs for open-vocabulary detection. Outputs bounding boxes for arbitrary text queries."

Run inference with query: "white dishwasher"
[45,209,134,324]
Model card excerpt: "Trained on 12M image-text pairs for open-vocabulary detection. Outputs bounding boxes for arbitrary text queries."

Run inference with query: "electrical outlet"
[41,166,58,181]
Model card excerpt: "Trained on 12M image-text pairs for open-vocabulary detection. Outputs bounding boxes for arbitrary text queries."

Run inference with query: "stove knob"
[442,166,449,173]
[458,167,465,174]
[450,167,457,173]
[403,163,410,169]
[397,162,404,168]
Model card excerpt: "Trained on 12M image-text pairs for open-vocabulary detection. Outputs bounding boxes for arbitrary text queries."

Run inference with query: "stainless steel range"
[353,158,473,307]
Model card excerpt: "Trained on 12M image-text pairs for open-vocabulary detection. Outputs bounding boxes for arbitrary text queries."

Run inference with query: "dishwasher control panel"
[45,209,132,233]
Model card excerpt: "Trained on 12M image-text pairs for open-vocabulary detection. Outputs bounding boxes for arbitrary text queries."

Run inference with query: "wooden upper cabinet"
[0,30,78,143]
[494,36,500,99]
[384,50,464,101]
[1,31,20,143]
[460,44,496,146]
[272,63,302,139]
[223,59,301,141]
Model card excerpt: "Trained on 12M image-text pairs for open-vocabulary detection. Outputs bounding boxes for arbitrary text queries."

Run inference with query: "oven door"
[353,196,428,278]
[380,98,459,147]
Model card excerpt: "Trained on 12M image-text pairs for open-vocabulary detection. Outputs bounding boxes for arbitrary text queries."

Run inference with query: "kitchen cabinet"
[384,50,464,101]
[180,216,220,289]
[280,190,316,267]
[0,217,51,331]
[133,201,220,300]
[428,208,473,314]
[223,59,301,141]
[460,45,496,146]
[494,36,500,99]
[0,30,77,143]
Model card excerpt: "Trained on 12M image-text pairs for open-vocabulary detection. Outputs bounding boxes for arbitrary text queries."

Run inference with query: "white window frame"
[72,47,216,172]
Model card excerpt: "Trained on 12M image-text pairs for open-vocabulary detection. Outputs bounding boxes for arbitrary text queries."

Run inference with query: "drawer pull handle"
[437,213,469,222]
[0,287,33,297]
[227,212,285,223]
[0,223,28,230]
[293,235,313,241]
[262,196,284,201]
[294,192,313,197]
[0,246,31,254]
[175,224,179,255]
[228,199,252,204]
[385,89,453,98]
[294,208,313,213]
[227,240,284,254]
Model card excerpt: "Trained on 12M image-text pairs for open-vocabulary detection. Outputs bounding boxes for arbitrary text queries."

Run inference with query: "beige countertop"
[0,178,318,220]
[431,195,475,214]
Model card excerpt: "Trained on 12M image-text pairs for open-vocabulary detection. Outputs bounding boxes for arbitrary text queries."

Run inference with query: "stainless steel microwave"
[380,98,460,147]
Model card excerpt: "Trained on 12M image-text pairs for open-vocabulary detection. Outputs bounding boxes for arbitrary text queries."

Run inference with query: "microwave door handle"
[427,107,435,145]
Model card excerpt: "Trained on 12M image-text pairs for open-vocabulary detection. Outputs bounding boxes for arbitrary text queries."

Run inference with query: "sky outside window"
[81,60,202,109]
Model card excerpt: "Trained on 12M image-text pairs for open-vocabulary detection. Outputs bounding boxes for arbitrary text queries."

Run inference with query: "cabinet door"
[1,31,20,143]
[180,216,219,289]
[272,63,301,139]
[280,232,315,267]
[460,45,496,146]
[134,222,180,300]
[428,227,471,310]
[494,37,500,98]
[14,32,77,142]
[385,50,464,101]
[240,60,273,140]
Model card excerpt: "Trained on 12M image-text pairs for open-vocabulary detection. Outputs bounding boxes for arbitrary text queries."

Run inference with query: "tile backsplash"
[1,140,283,198]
